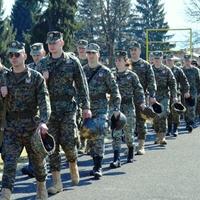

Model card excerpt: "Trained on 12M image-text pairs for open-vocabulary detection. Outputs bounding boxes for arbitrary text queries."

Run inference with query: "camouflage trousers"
[153,97,170,134]
[89,114,108,158]
[112,106,136,152]
[196,96,200,117]
[1,119,46,191]
[48,111,78,172]
[135,105,147,140]
[183,96,197,124]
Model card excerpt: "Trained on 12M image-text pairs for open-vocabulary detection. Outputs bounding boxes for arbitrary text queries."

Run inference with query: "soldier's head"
[76,39,88,59]
[8,41,27,68]
[30,43,46,64]
[183,54,192,67]
[115,50,130,70]
[86,43,100,65]
[46,31,64,54]
[129,41,141,60]
[197,55,200,66]
[152,51,163,67]
[165,53,175,67]
[191,59,198,67]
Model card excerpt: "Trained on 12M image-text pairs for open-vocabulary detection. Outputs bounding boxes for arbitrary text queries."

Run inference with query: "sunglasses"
[9,52,21,58]
[86,52,96,54]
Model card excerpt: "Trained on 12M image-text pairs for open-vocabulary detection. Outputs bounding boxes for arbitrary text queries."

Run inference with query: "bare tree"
[186,0,200,22]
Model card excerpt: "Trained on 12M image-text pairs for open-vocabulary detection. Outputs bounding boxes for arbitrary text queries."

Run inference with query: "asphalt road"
[5,121,200,200]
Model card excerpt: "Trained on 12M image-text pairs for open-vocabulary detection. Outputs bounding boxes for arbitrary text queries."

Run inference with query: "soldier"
[76,39,89,154]
[152,51,177,145]
[28,43,46,70]
[83,43,121,179]
[129,41,157,155]
[21,42,46,178]
[76,39,88,66]
[110,50,145,168]
[0,41,51,200]
[182,54,200,131]
[165,54,190,137]
[37,31,91,194]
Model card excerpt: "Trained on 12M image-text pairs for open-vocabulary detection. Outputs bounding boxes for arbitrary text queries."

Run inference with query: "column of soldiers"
[0,31,200,200]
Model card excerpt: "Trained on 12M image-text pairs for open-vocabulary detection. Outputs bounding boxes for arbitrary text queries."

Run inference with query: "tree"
[133,0,174,58]
[0,0,15,65]
[186,0,200,22]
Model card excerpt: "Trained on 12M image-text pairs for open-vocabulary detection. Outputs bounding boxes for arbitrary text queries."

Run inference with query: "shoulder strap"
[88,65,102,84]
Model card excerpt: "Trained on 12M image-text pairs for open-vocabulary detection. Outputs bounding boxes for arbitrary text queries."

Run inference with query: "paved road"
[5,121,200,200]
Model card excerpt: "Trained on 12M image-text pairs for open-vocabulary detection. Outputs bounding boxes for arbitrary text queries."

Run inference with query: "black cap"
[129,41,141,49]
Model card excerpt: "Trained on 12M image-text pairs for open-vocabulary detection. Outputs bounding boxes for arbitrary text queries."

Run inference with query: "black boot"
[166,122,172,136]
[94,156,103,180]
[186,122,193,133]
[110,150,121,169]
[172,123,178,137]
[127,146,134,163]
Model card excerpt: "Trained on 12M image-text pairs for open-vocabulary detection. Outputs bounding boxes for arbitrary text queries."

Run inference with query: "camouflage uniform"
[182,64,200,126]
[37,52,90,172]
[112,69,145,152]
[28,62,37,71]
[131,58,156,140]
[1,53,51,192]
[167,64,190,133]
[152,63,177,138]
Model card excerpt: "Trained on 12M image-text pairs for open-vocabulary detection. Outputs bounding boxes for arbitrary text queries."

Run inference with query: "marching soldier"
[0,41,51,200]
[83,43,121,179]
[152,51,177,145]
[182,54,200,131]
[130,41,157,155]
[110,50,145,168]
[21,42,46,178]
[165,53,190,136]
[37,31,91,194]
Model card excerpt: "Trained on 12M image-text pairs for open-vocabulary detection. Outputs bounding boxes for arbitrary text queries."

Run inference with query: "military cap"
[46,31,63,44]
[8,41,25,53]
[30,43,44,56]
[115,50,128,58]
[153,51,163,59]
[165,53,175,60]
[86,43,100,53]
[77,39,88,48]
[183,54,191,60]
[129,41,141,49]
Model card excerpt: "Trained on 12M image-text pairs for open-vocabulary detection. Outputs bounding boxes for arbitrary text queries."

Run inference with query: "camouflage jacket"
[5,66,51,124]
[131,58,156,97]
[152,64,177,101]
[116,69,145,107]
[182,66,200,96]
[84,63,121,117]
[28,62,37,71]
[170,65,190,94]
[79,58,88,67]
[37,52,90,113]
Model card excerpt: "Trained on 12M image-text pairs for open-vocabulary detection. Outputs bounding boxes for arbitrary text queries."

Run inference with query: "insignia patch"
[25,78,31,84]
[12,42,16,47]
[99,72,103,77]
[50,33,53,37]
[127,75,131,80]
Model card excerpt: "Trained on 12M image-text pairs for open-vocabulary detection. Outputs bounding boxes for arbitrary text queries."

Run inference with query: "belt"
[50,95,73,102]
[121,98,133,104]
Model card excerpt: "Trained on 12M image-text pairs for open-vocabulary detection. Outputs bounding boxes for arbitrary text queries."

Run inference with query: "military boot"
[47,171,63,195]
[92,156,103,180]
[69,161,80,185]
[172,123,178,137]
[36,181,48,200]
[137,140,145,155]
[127,146,134,163]
[0,188,11,200]
[186,123,193,133]
[166,122,172,136]
[159,133,167,145]
[154,132,161,144]
[110,150,121,168]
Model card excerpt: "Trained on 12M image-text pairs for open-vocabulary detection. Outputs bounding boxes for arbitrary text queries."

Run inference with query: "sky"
[2,0,200,48]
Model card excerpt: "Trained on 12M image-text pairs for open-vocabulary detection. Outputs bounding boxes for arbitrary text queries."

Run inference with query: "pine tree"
[133,0,174,58]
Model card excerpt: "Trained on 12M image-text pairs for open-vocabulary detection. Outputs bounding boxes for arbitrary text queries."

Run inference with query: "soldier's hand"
[83,109,92,119]
[184,92,190,99]
[149,97,156,105]
[38,123,48,138]
[140,103,146,111]
[1,86,8,97]
[43,71,49,80]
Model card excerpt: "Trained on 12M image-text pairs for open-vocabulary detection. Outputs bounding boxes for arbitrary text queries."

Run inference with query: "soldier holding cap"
[165,53,190,137]
[129,41,157,155]
[83,43,121,179]
[37,31,91,194]
[152,51,177,145]
[21,42,46,178]
[0,41,51,200]
[110,50,145,168]
[182,54,200,131]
